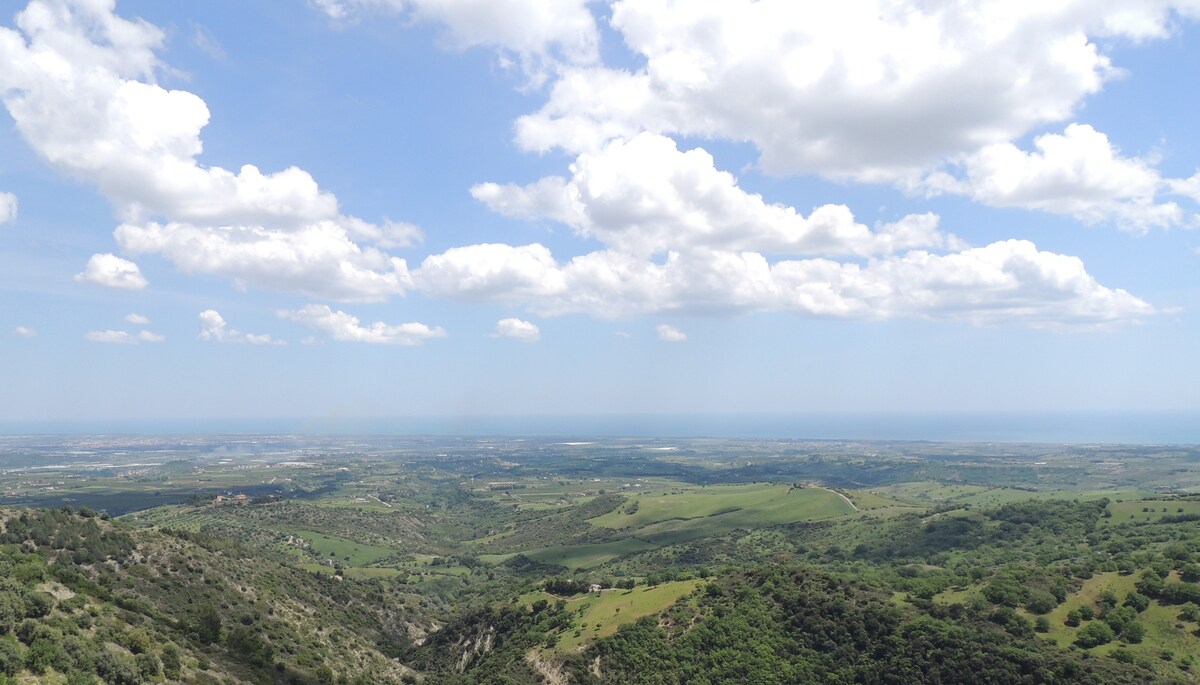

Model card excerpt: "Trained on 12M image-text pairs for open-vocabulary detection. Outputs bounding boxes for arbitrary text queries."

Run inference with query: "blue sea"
[0,412,1197,444]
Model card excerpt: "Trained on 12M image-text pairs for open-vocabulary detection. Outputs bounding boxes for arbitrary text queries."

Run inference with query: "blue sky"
[2,0,1200,425]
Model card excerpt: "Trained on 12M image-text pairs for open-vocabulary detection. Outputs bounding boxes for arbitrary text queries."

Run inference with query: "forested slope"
[0,507,420,684]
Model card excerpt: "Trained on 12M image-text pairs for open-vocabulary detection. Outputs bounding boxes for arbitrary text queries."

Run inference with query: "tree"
[22,592,54,619]
[24,638,66,675]
[1097,589,1118,611]
[1122,621,1146,644]
[0,593,23,634]
[94,650,141,685]
[194,603,222,644]
[1024,589,1058,615]
[1074,621,1115,648]
[1103,606,1138,635]
[120,628,152,655]
[0,636,22,677]
[66,671,99,685]
[135,652,161,680]
[160,643,182,679]
[1123,592,1150,613]
[1178,603,1200,622]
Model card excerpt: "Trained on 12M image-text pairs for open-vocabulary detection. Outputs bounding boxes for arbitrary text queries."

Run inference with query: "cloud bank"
[1,0,1179,332]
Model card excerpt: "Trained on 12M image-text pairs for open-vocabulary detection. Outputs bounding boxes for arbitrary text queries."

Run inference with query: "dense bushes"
[571,566,1159,685]
[0,507,415,684]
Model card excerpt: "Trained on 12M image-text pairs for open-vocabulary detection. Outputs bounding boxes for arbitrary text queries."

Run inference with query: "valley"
[0,435,1198,683]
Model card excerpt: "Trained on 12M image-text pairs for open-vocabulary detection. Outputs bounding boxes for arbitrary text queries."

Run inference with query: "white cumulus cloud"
[413,239,1154,327]
[0,0,1169,331]
[125,313,150,325]
[453,126,1154,327]
[518,1,1200,181]
[280,304,446,345]
[198,309,284,345]
[116,221,412,302]
[656,324,686,342]
[0,0,413,302]
[311,0,598,81]
[13,326,36,338]
[921,124,1183,231]
[474,133,955,258]
[74,253,148,290]
[0,192,16,224]
[493,317,539,342]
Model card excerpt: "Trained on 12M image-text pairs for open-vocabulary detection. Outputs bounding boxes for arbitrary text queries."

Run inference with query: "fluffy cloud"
[475,133,954,258]
[413,239,1154,327]
[0,0,414,301]
[198,309,284,345]
[311,0,598,79]
[517,1,1200,180]
[458,128,1153,326]
[74,253,148,290]
[280,304,446,345]
[0,192,16,224]
[125,313,150,325]
[13,326,36,338]
[116,221,411,302]
[447,3,1177,327]
[922,124,1183,230]
[493,317,539,342]
[85,329,164,344]
[416,243,565,303]
[656,324,686,342]
[0,1,1167,331]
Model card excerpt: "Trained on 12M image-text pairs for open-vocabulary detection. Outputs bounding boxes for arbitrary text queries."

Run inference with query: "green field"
[300,563,407,579]
[472,484,865,569]
[521,580,703,651]
[955,488,1148,508]
[871,481,993,503]
[871,481,1150,509]
[293,529,393,566]
[844,489,914,510]
[1041,573,1191,674]
[589,483,856,530]
[524,539,659,570]
[1104,499,1200,525]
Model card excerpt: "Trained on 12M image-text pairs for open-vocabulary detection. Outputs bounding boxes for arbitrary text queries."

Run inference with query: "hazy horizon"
[3,2,1200,423]
[2,410,1198,445]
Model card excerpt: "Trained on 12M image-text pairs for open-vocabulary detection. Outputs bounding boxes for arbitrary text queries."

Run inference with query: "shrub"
[23,592,54,619]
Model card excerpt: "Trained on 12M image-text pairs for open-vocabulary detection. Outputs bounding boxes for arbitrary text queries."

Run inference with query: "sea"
[1,411,1198,444]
